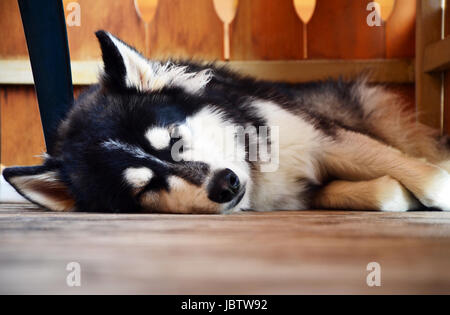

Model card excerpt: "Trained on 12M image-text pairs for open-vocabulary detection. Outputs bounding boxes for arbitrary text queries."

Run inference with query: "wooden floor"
[0,203,450,294]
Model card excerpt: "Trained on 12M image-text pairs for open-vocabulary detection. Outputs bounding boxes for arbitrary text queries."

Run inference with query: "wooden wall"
[62,0,416,60]
[445,0,450,134]
[0,0,416,166]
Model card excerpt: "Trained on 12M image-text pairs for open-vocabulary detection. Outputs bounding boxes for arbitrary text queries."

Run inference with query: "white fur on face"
[105,33,212,94]
[146,127,171,150]
[124,167,154,188]
[179,108,249,173]
[173,107,252,211]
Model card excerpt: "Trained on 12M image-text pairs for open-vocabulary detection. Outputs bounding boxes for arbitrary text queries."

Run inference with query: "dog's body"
[4,31,450,213]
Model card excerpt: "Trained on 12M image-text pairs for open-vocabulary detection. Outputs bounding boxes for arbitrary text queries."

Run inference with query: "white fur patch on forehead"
[145,127,171,150]
[105,33,213,93]
[180,107,250,180]
[124,167,154,188]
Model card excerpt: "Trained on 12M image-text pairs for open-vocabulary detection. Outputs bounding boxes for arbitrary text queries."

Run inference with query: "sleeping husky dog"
[4,30,450,214]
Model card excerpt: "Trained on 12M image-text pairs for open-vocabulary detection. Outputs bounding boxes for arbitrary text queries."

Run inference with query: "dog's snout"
[208,169,241,204]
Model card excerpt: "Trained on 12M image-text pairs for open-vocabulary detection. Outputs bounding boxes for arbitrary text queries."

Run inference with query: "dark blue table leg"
[18,0,74,154]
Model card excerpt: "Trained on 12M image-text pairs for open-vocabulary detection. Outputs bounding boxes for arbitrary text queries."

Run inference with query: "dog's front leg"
[313,176,420,211]
[321,129,450,211]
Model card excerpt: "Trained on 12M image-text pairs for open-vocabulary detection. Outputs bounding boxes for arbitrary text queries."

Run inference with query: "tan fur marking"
[141,177,220,214]
[313,176,419,211]
[359,86,449,164]
[323,130,450,210]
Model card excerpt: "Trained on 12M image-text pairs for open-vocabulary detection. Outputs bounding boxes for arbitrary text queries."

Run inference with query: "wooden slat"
[447,0,450,37]
[0,60,101,85]
[308,0,385,59]
[0,60,34,85]
[225,59,414,83]
[443,1,449,134]
[148,0,223,60]
[385,0,416,58]
[0,0,29,59]
[424,37,450,72]
[445,1,450,134]
[444,71,450,134]
[416,0,444,130]
[0,86,87,167]
[0,86,46,166]
[230,0,304,60]
[0,59,415,85]
[62,0,146,60]
[0,0,419,62]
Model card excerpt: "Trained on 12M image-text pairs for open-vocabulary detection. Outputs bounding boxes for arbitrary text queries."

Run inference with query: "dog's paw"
[376,176,420,212]
[416,170,450,211]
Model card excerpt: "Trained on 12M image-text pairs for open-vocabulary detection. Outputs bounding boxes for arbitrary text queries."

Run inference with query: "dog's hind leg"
[358,84,450,165]
[313,176,420,211]
[322,129,450,211]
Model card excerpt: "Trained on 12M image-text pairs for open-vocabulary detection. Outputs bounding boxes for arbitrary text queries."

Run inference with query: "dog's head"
[3,31,253,214]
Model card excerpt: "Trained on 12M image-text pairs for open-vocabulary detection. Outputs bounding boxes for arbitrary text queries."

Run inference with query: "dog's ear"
[2,161,75,212]
[95,30,213,94]
[95,30,153,92]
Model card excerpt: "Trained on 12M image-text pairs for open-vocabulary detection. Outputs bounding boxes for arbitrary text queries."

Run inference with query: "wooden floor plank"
[0,203,449,294]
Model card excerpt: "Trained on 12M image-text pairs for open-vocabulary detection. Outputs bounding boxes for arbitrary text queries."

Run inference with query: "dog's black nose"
[208,169,241,204]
